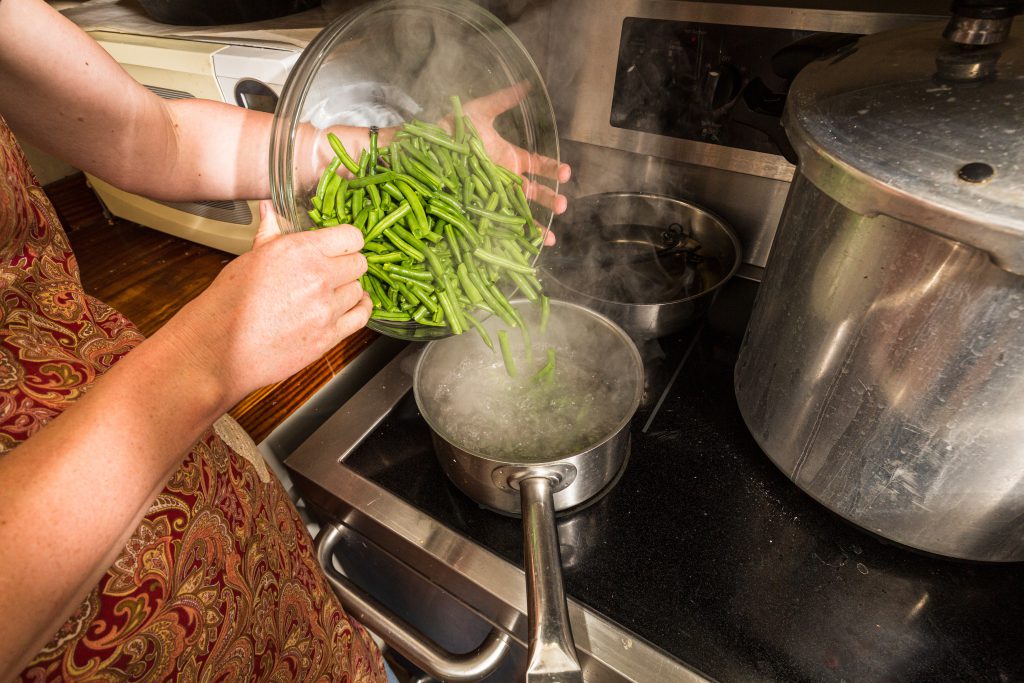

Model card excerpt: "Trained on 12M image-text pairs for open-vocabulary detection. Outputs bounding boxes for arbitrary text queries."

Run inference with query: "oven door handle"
[316,522,512,682]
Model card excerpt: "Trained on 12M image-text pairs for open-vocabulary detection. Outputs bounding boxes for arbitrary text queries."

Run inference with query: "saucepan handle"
[519,476,585,683]
[315,523,512,682]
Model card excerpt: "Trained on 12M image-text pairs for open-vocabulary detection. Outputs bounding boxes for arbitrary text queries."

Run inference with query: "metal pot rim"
[540,191,743,308]
[412,299,644,466]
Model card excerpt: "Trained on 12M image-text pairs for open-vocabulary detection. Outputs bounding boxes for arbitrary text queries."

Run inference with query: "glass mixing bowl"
[270,0,559,340]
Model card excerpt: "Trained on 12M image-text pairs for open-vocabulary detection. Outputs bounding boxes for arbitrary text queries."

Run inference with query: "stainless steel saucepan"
[415,299,644,681]
[540,192,741,340]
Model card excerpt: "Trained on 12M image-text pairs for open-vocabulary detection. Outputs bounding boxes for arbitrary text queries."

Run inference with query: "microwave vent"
[141,86,250,223]
[144,85,195,100]
[157,198,253,225]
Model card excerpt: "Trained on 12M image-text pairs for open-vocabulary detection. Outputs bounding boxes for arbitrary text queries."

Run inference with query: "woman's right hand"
[162,200,372,403]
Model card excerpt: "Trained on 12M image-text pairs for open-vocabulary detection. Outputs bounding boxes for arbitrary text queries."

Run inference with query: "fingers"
[467,80,532,118]
[252,200,282,250]
[508,146,571,184]
[332,280,366,316]
[523,179,568,215]
[326,252,368,289]
[336,291,373,339]
[299,223,365,257]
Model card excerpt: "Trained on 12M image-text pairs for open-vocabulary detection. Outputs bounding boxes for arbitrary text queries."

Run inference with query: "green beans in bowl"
[269,0,560,341]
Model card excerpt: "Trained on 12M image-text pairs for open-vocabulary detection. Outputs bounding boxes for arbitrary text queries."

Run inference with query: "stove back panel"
[489,0,946,271]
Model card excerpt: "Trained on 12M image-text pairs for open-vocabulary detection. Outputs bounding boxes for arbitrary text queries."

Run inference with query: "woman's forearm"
[0,325,231,679]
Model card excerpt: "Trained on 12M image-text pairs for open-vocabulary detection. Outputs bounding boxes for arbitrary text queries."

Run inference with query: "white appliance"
[86,32,303,254]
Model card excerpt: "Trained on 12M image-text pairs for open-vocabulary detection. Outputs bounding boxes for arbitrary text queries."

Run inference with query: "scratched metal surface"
[342,283,1024,682]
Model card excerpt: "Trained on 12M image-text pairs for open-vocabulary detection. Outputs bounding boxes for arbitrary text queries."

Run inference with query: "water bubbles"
[429,355,628,462]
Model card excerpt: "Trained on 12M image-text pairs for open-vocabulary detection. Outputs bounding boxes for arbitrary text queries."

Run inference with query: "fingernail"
[259,200,268,220]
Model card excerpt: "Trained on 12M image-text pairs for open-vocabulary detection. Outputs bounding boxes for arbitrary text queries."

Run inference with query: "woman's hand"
[165,201,372,401]
[457,82,572,217]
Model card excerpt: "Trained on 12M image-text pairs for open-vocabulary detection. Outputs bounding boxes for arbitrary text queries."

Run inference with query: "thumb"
[253,200,283,250]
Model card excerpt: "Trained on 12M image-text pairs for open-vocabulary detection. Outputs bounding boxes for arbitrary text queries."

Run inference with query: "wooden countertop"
[49,173,377,443]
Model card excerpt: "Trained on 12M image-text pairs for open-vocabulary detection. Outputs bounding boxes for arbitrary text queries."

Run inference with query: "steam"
[418,300,641,462]
[542,193,728,306]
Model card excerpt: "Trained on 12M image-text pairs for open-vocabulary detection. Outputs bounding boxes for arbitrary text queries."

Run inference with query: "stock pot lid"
[785,19,1024,274]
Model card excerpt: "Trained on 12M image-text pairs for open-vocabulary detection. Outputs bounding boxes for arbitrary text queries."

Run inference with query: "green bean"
[367,252,405,264]
[322,174,342,217]
[316,158,342,201]
[498,330,517,377]
[478,279,518,328]
[540,295,551,334]
[403,158,444,191]
[363,203,412,244]
[400,140,444,176]
[443,224,462,263]
[464,313,494,350]
[366,263,397,287]
[499,240,530,266]
[468,156,492,192]
[434,146,458,182]
[348,172,397,188]
[357,149,371,178]
[367,183,382,210]
[380,182,405,202]
[430,192,464,215]
[456,262,483,304]
[361,275,380,308]
[353,206,370,231]
[403,120,471,155]
[498,166,524,186]
[327,132,361,175]
[426,204,481,246]
[391,172,431,198]
[391,143,404,174]
[383,264,433,282]
[335,179,350,218]
[532,348,556,383]
[366,208,382,233]
[369,125,379,166]
[382,227,425,262]
[371,310,413,321]
[516,235,540,255]
[394,281,432,313]
[507,270,539,301]
[436,288,463,335]
[451,95,465,143]
[473,248,536,275]
[468,206,526,227]
[396,180,429,235]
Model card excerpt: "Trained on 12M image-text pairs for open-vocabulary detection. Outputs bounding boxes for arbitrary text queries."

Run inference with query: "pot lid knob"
[943,0,1024,45]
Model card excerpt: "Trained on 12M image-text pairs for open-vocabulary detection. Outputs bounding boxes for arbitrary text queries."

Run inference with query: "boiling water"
[428,349,631,462]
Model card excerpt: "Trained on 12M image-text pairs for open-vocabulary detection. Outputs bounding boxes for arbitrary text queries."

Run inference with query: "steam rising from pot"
[415,300,643,463]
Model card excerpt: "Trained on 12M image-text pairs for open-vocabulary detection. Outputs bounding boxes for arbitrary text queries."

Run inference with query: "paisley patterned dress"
[0,116,386,683]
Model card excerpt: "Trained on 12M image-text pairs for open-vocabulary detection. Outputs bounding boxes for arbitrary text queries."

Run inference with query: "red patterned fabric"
[0,115,386,682]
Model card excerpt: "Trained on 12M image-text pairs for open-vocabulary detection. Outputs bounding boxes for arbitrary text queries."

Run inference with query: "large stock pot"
[734,13,1024,561]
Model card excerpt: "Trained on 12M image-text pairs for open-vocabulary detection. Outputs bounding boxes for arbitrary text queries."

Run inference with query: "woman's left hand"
[454,82,572,218]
